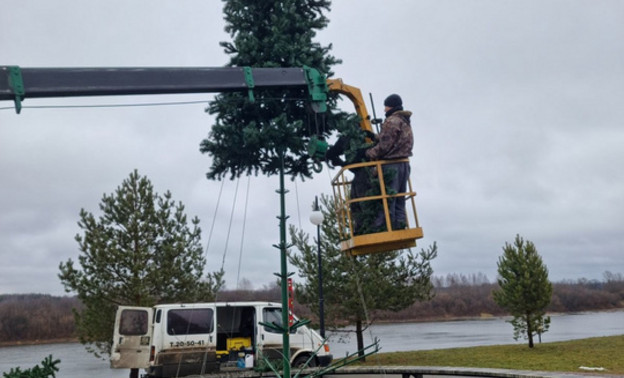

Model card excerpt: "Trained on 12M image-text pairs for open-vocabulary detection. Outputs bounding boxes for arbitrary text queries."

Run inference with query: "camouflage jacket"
[365,110,413,160]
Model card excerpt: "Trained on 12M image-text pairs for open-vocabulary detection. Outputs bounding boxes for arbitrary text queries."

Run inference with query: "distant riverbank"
[0,338,77,348]
[2,309,623,348]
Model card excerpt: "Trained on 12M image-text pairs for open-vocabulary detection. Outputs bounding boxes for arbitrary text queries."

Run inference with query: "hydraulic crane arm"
[307,78,380,170]
[0,66,374,135]
[0,64,378,170]
[0,65,328,114]
[326,78,373,133]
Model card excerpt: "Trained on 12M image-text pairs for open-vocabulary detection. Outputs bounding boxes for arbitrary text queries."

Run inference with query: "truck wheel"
[292,354,316,368]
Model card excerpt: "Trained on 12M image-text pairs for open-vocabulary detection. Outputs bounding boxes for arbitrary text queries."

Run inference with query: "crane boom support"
[0,65,328,113]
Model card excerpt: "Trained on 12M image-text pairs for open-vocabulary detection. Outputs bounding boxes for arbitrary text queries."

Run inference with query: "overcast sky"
[1,1,623,296]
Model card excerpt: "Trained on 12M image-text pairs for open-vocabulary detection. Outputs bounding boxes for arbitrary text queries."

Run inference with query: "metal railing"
[331,158,421,250]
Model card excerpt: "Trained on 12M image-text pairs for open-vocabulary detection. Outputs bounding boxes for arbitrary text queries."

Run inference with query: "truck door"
[111,306,153,369]
[259,307,308,363]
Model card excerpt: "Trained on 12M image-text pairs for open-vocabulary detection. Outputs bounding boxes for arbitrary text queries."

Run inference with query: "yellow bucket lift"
[331,158,423,256]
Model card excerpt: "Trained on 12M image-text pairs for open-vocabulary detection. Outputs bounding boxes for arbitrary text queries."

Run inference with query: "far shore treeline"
[1,272,623,346]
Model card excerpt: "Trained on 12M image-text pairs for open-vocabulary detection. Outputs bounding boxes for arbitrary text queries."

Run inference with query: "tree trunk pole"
[356,318,365,361]
[315,196,325,339]
[527,313,534,348]
[278,151,291,378]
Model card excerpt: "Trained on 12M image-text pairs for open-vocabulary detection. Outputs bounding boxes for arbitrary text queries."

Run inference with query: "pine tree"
[200,0,346,180]
[58,170,224,359]
[493,234,552,348]
[288,195,437,359]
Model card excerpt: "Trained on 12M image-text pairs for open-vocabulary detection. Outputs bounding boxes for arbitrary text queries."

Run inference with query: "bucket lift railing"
[331,158,423,256]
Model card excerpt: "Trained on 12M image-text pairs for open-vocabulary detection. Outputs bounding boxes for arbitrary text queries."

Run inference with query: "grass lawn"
[357,335,624,375]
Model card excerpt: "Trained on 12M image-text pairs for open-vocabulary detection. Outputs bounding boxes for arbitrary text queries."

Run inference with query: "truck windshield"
[262,308,283,333]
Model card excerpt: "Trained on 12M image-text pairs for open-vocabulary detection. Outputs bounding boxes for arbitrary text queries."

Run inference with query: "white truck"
[110,301,332,377]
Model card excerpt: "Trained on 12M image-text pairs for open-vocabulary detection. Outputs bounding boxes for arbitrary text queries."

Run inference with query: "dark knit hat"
[384,93,402,108]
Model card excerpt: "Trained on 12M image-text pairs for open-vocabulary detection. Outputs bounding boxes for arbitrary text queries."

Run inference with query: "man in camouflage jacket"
[365,93,413,230]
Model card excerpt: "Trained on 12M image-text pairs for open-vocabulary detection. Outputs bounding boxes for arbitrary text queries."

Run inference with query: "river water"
[327,310,624,357]
[1,310,622,377]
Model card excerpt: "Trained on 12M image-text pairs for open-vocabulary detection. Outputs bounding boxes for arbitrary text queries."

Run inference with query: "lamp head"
[309,211,324,226]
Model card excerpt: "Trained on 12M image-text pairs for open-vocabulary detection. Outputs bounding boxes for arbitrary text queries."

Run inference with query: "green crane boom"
[0,65,328,113]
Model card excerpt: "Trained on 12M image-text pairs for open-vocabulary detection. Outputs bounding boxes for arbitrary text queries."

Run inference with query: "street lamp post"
[309,196,325,338]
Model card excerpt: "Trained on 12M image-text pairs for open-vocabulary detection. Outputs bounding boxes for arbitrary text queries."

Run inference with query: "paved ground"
[192,365,608,378]
[323,366,605,378]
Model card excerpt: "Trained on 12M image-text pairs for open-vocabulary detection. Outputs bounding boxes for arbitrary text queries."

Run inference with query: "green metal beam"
[0,65,330,114]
